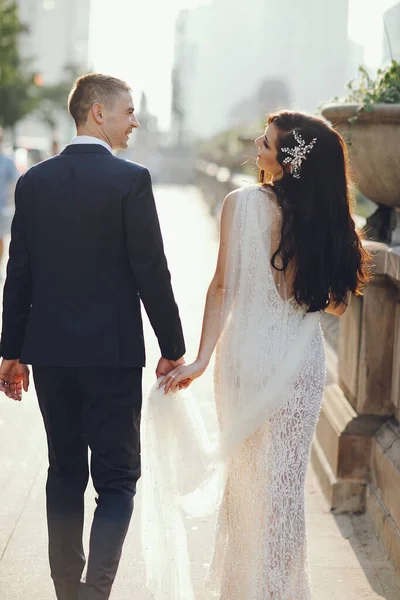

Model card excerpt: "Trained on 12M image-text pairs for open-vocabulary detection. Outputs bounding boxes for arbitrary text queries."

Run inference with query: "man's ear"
[92,103,104,124]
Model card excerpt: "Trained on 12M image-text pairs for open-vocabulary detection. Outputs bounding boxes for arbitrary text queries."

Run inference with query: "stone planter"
[322,103,400,244]
[321,103,400,207]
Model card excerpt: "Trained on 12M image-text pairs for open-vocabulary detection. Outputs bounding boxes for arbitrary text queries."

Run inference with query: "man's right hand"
[155,356,185,380]
[0,359,30,401]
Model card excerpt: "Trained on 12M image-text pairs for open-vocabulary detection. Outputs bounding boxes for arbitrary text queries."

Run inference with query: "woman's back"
[215,184,321,453]
[227,184,302,322]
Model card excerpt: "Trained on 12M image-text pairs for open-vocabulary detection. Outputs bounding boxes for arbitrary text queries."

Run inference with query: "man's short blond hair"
[68,73,131,126]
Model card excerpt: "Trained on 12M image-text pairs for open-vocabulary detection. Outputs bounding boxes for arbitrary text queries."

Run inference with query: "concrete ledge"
[364,240,400,286]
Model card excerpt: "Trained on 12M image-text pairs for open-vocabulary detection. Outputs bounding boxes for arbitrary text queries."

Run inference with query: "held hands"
[155,356,186,380]
[159,358,208,394]
[0,359,30,401]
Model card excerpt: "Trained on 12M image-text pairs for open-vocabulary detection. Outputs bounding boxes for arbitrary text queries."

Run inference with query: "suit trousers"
[33,366,142,600]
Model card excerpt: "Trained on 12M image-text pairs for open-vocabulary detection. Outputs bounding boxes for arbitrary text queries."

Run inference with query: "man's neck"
[71,134,113,154]
[76,126,112,148]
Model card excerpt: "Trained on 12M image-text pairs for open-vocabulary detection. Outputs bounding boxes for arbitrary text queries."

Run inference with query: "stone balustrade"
[315,241,400,574]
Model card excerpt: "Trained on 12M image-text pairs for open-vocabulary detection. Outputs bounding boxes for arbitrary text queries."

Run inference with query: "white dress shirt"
[70,135,112,154]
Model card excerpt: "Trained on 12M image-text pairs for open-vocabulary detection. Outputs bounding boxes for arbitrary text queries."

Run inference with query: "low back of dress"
[215,184,320,458]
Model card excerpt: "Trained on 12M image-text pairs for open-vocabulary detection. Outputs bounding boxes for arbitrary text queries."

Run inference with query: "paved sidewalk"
[0,185,399,599]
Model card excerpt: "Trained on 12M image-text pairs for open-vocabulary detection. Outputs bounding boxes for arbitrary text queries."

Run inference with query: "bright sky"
[349,0,399,64]
[90,0,399,129]
[90,0,211,129]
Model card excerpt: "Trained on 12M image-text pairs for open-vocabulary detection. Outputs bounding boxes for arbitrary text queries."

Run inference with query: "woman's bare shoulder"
[221,188,241,219]
[225,184,266,205]
[224,187,243,204]
[222,185,280,224]
[222,186,252,214]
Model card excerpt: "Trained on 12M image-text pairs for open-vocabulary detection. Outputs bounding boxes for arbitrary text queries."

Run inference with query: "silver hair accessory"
[281,130,317,179]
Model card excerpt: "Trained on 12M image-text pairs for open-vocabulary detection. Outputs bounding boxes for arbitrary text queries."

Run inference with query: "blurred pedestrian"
[0,128,19,266]
[51,137,60,156]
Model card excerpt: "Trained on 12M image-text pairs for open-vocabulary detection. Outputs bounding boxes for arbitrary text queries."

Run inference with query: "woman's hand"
[159,359,208,394]
[324,291,351,317]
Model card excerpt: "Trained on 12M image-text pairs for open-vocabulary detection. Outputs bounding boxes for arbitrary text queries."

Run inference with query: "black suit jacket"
[0,144,185,367]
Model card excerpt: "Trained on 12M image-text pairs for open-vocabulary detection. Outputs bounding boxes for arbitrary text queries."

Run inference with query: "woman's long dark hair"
[260,110,371,312]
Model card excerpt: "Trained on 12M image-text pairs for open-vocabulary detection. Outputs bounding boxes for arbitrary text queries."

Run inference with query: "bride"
[155,110,371,599]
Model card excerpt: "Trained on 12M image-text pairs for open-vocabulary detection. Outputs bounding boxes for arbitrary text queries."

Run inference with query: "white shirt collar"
[70,135,112,153]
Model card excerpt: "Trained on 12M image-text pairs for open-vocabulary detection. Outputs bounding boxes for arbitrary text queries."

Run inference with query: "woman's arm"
[161,189,239,393]
[195,189,239,365]
[324,291,351,317]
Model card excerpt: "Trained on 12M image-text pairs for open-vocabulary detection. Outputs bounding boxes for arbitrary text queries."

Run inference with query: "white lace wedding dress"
[141,184,326,600]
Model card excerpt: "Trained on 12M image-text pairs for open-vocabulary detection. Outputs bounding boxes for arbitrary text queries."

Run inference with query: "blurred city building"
[228,78,292,131]
[121,92,163,180]
[120,91,195,185]
[17,0,90,84]
[383,2,400,63]
[172,0,350,140]
[346,39,366,82]
[15,0,91,152]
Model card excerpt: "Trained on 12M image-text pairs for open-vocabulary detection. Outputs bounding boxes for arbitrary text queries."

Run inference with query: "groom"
[0,74,185,600]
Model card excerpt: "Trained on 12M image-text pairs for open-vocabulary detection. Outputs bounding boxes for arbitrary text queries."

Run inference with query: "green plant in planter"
[344,60,400,123]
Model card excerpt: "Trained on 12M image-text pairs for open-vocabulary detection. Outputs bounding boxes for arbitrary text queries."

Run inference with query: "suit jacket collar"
[61,145,112,156]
